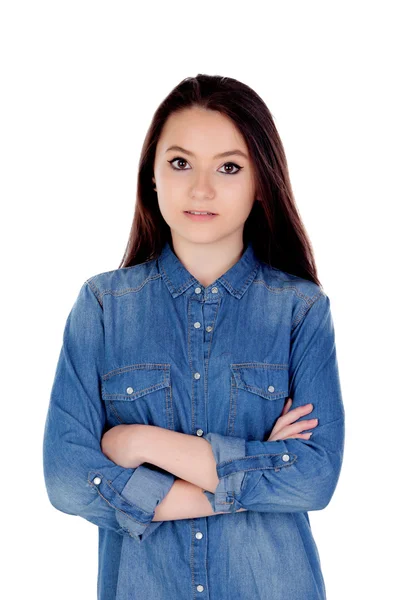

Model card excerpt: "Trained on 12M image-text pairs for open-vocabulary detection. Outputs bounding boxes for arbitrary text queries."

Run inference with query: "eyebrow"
[165,145,249,160]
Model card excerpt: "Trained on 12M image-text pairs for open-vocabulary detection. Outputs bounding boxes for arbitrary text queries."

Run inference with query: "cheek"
[223,196,255,223]
[157,196,181,226]
[223,176,255,206]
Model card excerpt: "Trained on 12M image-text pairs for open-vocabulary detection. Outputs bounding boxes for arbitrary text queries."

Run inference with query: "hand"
[101,424,145,469]
[267,398,318,441]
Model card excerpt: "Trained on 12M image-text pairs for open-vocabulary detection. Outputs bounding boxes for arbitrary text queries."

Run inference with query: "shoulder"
[83,258,159,306]
[256,262,328,327]
[257,262,325,301]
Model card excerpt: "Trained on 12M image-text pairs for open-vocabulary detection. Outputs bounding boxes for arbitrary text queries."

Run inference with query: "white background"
[1,1,398,597]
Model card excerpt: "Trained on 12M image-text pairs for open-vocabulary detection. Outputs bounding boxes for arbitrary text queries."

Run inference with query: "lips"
[184,211,217,215]
[183,211,218,222]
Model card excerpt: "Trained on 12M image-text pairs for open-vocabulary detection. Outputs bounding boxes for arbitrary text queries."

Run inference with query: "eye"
[168,157,190,170]
[220,162,242,175]
[168,157,243,175]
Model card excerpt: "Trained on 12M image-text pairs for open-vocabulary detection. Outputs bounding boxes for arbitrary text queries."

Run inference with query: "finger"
[277,403,314,426]
[282,418,318,436]
[281,397,292,416]
[270,418,318,440]
[284,432,313,440]
[268,430,313,442]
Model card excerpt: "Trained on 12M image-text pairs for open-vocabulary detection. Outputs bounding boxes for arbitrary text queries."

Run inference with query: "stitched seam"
[88,476,155,514]
[217,452,298,469]
[85,279,104,308]
[102,383,168,399]
[227,371,236,436]
[252,279,321,303]
[219,263,260,297]
[204,298,221,437]
[98,273,163,303]
[102,363,170,380]
[231,362,288,369]
[159,260,194,295]
[219,451,297,461]
[88,483,153,526]
[218,461,296,476]
[237,384,287,398]
[291,290,325,331]
[108,401,124,423]
[215,491,236,505]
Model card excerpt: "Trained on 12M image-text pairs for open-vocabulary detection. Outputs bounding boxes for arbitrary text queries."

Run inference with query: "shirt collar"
[157,240,261,299]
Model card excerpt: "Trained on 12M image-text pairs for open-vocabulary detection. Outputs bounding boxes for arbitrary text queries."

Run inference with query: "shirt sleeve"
[43,280,176,543]
[202,291,345,514]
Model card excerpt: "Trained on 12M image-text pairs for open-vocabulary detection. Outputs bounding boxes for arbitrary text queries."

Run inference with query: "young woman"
[43,74,345,600]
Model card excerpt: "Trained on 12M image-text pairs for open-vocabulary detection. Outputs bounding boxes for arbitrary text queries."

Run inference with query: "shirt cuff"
[89,464,175,542]
[202,432,246,513]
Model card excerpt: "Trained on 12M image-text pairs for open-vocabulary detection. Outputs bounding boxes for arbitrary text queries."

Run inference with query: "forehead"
[157,107,247,155]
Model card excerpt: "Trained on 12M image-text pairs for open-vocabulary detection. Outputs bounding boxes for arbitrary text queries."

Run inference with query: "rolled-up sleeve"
[43,280,175,543]
[202,292,345,514]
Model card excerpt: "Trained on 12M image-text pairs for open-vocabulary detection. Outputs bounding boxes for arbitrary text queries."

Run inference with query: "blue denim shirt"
[43,239,345,600]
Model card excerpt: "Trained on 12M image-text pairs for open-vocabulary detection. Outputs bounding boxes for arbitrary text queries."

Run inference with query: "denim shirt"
[43,239,345,600]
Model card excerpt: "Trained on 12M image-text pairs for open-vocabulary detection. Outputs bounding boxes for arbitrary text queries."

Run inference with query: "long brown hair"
[118,73,322,288]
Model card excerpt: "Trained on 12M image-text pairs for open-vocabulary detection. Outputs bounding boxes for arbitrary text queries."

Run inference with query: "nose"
[189,169,216,198]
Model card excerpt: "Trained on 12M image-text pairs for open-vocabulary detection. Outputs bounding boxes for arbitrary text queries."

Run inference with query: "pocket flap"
[102,364,170,401]
[230,363,289,400]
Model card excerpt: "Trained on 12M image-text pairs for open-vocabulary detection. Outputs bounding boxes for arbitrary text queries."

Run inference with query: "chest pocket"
[101,363,174,430]
[227,363,289,440]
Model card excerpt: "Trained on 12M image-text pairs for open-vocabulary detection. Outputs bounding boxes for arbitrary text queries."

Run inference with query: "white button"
[206,325,213,332]
[282,454,290,462]
[211,287,218,293]
[196,429,204,436]
[194,372,201,379]
[93,476,102,485]
[195,287,202,294]
[196,585,204,592]
[195,532,203,539]
[194,322,201,328]
[126,387,134,394]
[268,385,275,392]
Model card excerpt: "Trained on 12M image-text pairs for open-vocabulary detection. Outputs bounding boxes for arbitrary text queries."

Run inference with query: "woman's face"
[153,106,257,249]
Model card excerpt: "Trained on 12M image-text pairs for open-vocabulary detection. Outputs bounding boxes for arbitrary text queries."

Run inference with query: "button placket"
[190,284,218,596]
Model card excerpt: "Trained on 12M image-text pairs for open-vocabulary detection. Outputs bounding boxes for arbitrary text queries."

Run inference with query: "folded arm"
[152,478,247,521]
[142,292,345,515]
[43,280,177,544]
[141,426,222,493]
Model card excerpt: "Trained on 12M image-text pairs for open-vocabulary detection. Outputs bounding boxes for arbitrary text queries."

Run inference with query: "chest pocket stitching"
[230,363,289,401]
[101,363,174,430]
[101,364,171,401]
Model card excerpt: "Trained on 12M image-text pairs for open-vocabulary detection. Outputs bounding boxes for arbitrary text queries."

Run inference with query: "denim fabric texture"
[43,239,345,599]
